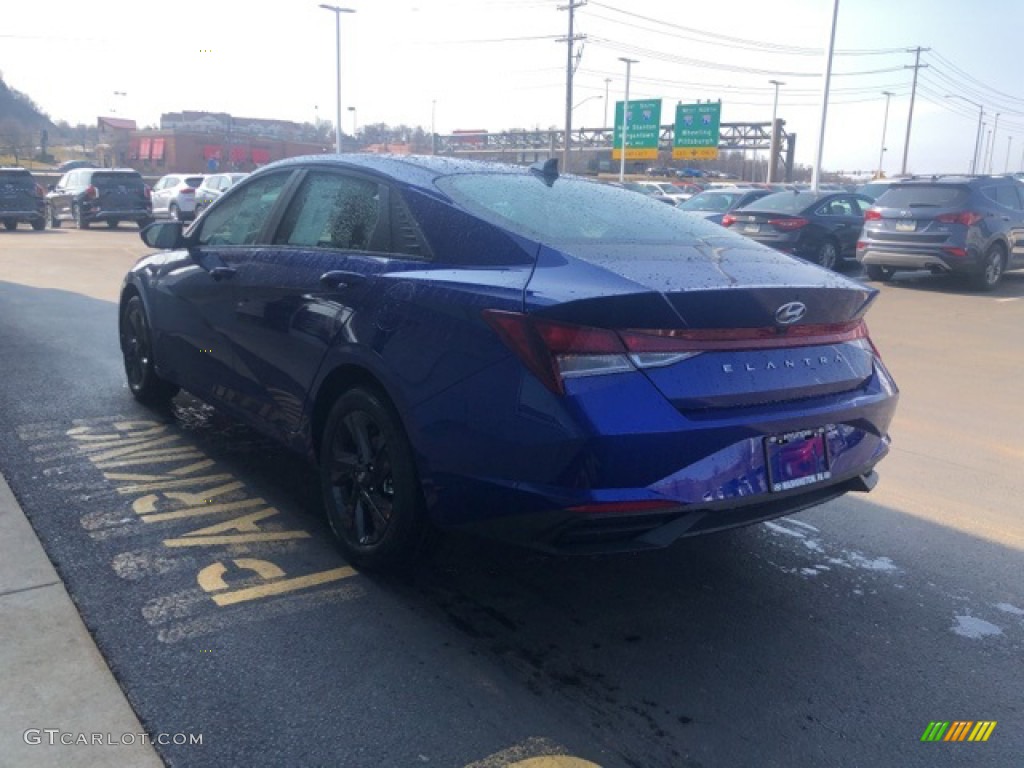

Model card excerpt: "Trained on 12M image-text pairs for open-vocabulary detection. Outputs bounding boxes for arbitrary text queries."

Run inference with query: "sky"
[3,0,1024,176]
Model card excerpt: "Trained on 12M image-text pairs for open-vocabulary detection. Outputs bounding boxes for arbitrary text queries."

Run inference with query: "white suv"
[151,174,206,221]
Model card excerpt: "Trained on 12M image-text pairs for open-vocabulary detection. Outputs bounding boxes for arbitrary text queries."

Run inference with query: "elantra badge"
[774,301,807,326]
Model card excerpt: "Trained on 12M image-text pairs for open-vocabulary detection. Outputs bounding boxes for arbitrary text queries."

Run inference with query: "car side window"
[991,184,1022,210]
[852,197,873,215]
[195,172,292,246]
[274,172,384,251]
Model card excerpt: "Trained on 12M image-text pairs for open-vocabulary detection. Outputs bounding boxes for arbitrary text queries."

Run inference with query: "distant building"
[120,110,335,173]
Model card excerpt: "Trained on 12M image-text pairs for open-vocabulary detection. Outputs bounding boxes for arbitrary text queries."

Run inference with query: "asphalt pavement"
[1,229,1022,767]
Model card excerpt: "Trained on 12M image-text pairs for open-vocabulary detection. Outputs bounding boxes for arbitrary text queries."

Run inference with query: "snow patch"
[951,615,1003,640]
[994,603,1024,616]
[764,521,805,539]
[843,551,898,572]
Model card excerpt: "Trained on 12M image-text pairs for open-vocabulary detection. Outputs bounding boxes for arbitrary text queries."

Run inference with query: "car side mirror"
[140,220,188,250]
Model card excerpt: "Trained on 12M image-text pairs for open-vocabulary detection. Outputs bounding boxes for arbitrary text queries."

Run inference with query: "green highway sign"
[673,102,722,160]
[613,99,662,160]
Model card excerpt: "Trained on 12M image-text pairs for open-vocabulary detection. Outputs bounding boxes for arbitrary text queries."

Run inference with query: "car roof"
[254,153,546,193]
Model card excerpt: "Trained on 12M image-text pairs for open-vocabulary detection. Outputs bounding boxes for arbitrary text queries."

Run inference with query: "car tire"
[169,203,182,222]
[119,295,179,406]
[815,239,839,270]
[865,265,894,281]
[106,220,120,229]
[74,204,89,230]
[320,387,429,570]
[969,244,1005,292]
[48,205,60,228]
[3,219,16,231]
[30,218,45,231]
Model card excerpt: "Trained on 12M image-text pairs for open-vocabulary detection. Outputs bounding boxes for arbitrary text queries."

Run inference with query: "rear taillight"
[942,246,968,258]
[856,240,867,251]
[84,185,97,200]
[936,211,984,226]
[864,209,882,221]
[769,217,809,231]
[34,183,45,197]
[144,185,152,200]
[482,310,870,395]
[181,188,195,195]
[721,214,736,227]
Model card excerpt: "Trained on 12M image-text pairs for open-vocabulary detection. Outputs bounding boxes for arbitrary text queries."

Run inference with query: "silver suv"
[151,174,206,222]
[856,176,1024,290]
[193,173,248,217]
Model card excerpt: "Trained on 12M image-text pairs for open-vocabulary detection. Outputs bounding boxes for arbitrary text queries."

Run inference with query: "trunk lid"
[525,241,879,411]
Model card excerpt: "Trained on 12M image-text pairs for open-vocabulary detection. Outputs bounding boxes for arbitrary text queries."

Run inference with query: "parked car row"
[1,167,251,231]
[686,175,1024,290]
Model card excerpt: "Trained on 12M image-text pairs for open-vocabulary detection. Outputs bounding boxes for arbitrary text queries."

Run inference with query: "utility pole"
[900,46,929,175]
[878,91,894,178]
[559,1,586,172]
[618,57,637,183]
[1005,135,1013,174]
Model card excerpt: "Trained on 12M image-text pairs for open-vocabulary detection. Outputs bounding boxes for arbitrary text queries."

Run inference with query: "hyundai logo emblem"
[775,301,807,325]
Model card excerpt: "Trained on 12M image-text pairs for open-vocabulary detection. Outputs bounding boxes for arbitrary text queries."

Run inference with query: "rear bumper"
[415,357,899,553]
[0,207,45,221]
[454,469,879,554]
[857,244,978,274]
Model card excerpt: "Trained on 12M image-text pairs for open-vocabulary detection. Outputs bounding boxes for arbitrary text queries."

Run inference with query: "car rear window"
[184,176,205,188]
[93,172,144,188]
[678,191,741,211]
[0,170,34,189]
[744,191,818,213]
[437,173,740,245]
[876,185,969,208]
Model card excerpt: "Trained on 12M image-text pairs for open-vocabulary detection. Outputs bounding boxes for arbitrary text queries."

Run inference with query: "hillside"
[0,74,53,129]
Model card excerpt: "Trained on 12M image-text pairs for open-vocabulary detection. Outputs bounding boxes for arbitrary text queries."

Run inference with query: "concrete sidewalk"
[0,471,162,767]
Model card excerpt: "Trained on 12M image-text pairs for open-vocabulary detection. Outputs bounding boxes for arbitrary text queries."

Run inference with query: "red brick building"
[123,111,336,173]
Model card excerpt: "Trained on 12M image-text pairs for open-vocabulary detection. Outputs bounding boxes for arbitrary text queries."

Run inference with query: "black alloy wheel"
[969,244,1005,291]
[816,239,839,270]
[3,220,16,231]
[31,217,45,231]
[119,295,179,405]
[320,388,428,570]
[107,220,120,229]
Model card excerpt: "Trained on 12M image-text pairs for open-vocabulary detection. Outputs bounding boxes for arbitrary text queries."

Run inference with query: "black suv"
[857,175,1024,290]
[46,168,153,229]
[0,167,47,231]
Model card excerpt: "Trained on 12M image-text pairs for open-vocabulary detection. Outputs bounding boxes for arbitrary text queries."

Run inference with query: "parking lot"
[1,227,1022,767]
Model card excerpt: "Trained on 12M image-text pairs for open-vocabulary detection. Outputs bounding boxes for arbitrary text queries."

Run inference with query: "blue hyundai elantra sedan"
[120,155,899,569]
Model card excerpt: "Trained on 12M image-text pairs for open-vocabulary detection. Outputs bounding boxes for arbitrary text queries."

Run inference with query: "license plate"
[744,223,760,233]
[765,427,831,492]
[895,220,916,232]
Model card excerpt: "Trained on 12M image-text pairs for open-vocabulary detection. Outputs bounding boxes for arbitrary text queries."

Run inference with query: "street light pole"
[768,79,784,183]
[1006,135,1013,174]
[811,0,840,192]
[347,106,357,138]
[604,78,612,127]
[618,57,637,183]
[945,95,985,174]
[988,112,1000,173]
[319,4,355,154]
[878,91,894,178]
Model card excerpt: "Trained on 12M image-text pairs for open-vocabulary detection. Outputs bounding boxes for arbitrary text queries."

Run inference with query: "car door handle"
[210,266,237,280]
[320,270,366,289]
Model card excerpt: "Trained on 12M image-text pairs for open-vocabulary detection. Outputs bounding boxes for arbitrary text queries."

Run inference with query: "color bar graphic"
[921,720,996,742]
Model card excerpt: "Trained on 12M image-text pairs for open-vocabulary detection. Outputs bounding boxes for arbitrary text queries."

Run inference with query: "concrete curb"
[0,471,163,767]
